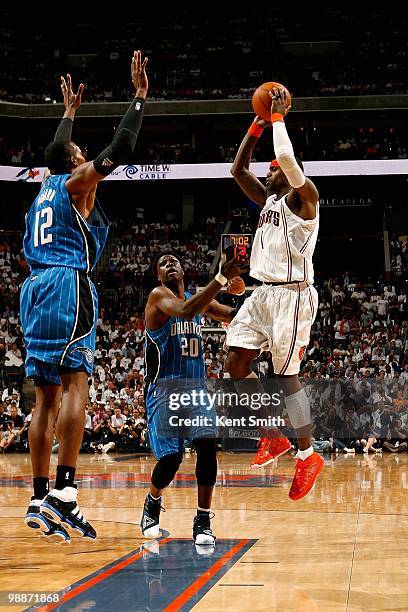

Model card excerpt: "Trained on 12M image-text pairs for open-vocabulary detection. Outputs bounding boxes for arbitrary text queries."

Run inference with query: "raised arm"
[54,74,84,142]
[42,74,84,185]
[230,116,268,207]
[270,87,319,220]
[65,50,148,196]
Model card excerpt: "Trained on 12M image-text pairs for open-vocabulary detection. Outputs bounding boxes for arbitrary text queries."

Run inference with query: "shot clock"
[221,234,253,265]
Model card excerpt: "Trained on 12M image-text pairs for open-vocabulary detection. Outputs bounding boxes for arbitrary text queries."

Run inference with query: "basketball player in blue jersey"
[141,251,247,546]
[21,51,148,542]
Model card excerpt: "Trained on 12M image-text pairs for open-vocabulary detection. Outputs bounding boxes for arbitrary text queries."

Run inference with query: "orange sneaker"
[289,452,324,501]
[250,436,292,469]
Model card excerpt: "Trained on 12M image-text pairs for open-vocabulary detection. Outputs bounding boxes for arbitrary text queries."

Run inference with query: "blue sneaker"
[40,486,96,539]
[25,498,71,543]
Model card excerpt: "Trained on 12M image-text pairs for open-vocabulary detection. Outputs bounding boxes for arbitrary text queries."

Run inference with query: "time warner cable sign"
[104,163,237,181]
[110,164,172,180]
[2,159,408,182]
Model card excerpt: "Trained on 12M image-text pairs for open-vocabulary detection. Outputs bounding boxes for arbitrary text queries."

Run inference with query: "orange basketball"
[252,81,292,121]
[226,276,246,296]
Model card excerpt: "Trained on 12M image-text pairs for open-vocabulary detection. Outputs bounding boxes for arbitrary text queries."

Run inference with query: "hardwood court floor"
[0,452,407,611]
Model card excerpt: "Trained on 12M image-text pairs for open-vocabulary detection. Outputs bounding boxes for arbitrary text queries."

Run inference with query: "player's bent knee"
[276,373,301,395]
[194,438,217,486]
[151,452,183,489]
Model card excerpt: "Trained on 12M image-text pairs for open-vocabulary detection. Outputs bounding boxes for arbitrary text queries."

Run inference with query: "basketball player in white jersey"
[225,87,324,500]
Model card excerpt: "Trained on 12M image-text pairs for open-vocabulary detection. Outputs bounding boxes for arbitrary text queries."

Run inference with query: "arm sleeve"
[273,121,305,188]
[54,118,73,143]
[93,97,145,176]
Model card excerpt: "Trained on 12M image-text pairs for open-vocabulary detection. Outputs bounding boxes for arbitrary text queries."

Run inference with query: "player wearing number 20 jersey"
[144,293,208,460]
[145,299,204,383]
[20,173,109,385]
[140,251,245,543]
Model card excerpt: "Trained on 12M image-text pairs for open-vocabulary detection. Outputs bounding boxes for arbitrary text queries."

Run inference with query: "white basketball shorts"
[226,283,318,376]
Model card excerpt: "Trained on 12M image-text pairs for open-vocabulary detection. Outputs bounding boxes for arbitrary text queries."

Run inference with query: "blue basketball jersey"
[23,174,109,273]
[144,292,205,383]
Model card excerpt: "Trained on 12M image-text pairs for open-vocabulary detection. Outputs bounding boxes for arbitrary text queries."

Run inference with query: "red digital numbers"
[232,236,249,246]
[234,245,247,259]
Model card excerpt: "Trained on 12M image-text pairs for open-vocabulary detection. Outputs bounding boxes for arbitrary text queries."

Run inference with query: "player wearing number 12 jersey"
[21,173,109,382]
[21,52,148,542]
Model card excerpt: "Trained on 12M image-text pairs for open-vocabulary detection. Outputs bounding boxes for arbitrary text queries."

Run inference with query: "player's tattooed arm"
[231,116,268,207]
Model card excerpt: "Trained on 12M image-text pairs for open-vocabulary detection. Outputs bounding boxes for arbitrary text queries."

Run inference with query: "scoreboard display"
[221,234,253,265]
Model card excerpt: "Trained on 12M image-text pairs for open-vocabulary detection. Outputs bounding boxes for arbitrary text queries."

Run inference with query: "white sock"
[296,446,314,461]
[149,493,161,501]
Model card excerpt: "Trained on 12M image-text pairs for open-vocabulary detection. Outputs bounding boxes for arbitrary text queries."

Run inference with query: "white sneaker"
[140,494,163,539]
[40,487,96,539]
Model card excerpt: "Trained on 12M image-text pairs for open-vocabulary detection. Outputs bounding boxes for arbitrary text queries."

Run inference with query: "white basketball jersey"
[250,193,319,284]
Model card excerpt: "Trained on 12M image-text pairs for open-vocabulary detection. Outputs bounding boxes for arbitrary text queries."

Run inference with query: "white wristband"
[215,272,228,286]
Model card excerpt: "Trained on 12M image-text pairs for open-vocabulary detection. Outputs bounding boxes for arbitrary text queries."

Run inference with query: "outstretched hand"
[221,255,249,280]
[60,74,84,110]
[131,50,149,97]
[269,87,291,116]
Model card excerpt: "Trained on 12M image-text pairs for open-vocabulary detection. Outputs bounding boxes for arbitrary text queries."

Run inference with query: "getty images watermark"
[167,388,285,429]
[168,388,281,410]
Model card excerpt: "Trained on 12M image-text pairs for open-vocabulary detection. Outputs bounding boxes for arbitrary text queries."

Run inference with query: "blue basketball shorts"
[20,266,98,385]
[145,381,217,460]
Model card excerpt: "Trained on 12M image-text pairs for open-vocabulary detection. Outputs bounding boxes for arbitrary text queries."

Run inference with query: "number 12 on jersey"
[33,207,53,247]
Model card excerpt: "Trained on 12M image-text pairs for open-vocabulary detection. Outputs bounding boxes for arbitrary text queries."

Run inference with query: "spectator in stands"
[91,414,118,454]
[383,418,407,452]
[0,404,24,452]
[117,417,142,453]
[111,405,125,429]
[3,342,24,388]
[1,385,19,403]
[331,284,345,303]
